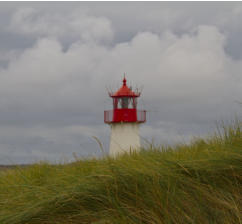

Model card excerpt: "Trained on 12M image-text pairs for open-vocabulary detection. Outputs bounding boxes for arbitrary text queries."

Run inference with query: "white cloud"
[2,25,242,110]
[0,19,242,163]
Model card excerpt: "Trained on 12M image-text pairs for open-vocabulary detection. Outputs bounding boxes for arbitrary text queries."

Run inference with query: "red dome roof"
[109,77,140,97]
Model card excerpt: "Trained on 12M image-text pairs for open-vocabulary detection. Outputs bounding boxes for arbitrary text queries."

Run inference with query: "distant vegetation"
[0,120,241,224]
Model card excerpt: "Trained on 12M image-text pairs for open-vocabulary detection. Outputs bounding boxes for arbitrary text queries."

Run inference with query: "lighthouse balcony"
[104,109,146,123]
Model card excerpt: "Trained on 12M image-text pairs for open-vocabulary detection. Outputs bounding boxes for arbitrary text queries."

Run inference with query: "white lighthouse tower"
[104,76,146,157]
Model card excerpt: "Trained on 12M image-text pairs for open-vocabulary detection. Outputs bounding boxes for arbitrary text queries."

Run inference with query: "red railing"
[104,109,146,123]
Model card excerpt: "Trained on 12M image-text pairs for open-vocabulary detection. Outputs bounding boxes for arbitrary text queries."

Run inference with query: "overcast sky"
[0,2,241,164]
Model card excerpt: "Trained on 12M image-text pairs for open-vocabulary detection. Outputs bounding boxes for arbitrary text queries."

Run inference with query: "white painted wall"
[109,123,141,157]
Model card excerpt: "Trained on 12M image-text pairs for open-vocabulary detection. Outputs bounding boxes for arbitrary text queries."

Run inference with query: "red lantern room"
[104,77,146,123]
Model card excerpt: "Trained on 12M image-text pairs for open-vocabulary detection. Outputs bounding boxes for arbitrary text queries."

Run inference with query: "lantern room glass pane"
[121,97,129,108]
[133,98,137,108]
[116,97,137,109]
[113,98,118,109]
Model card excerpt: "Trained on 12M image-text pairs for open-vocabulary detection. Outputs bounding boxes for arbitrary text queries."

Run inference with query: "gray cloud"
[8,7,114,44]
[0,2,241,164]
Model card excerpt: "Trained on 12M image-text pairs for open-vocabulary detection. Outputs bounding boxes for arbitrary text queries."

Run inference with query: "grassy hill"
[0,121,241,224]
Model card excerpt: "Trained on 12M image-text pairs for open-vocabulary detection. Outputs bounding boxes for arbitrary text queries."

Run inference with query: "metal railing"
[104,110,113,123]
[137,110,146,122]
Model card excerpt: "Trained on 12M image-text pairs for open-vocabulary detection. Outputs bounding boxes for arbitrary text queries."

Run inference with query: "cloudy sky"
[0,2,241,164]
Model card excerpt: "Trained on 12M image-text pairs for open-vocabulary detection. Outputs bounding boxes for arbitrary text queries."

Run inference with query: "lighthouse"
[104,76,146,157]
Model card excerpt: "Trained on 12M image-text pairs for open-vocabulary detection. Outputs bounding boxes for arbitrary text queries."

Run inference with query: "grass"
[0,120,241,224]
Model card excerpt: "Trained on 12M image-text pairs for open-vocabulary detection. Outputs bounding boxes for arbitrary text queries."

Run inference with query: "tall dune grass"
[0,121,241,224]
